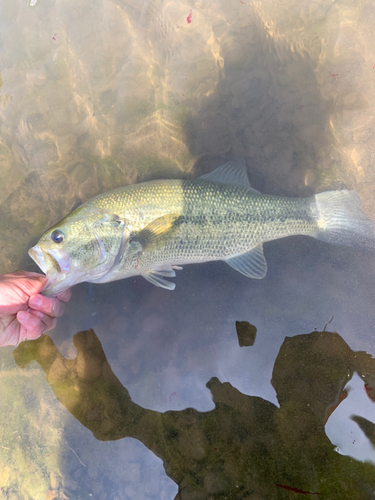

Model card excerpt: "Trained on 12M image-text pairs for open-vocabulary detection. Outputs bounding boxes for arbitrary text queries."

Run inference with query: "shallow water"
[1,0,375,498]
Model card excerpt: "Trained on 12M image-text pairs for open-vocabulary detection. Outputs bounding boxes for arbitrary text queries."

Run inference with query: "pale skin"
[0,271,71,347]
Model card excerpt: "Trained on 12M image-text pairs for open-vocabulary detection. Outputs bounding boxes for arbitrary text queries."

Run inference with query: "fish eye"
[51,229,64,244]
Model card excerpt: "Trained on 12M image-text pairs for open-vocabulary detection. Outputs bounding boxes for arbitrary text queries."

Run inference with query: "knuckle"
[46,298,58,317]
[57,303,65,317]
[31,319,42,334]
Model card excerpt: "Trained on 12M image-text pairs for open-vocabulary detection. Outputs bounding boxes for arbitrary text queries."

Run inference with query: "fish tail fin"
[312,190,375,248]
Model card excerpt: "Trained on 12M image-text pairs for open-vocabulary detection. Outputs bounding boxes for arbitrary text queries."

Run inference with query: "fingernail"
[29,296,42,307]
[17,310,29,321]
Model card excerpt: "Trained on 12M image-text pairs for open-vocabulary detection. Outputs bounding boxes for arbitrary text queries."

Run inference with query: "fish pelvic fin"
[312,190,375,249]
[199,159,261,194]
[224,244,267,279]
[142,265,181,290]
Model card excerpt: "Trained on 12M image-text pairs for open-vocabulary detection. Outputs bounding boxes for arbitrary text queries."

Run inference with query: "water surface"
[1,0,375,498]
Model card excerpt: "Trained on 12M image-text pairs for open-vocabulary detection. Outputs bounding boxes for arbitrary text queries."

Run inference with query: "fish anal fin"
[200,159,260,194]
[224,244,267,279]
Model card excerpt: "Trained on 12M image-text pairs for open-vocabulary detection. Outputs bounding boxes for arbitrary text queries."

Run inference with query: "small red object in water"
[331,73,338,77]
[276,484,321,495]
[52,33,57,40]
[240,1,246,3]
[187,9,192,24]
[364,383,375,401]
[168,392,177,402]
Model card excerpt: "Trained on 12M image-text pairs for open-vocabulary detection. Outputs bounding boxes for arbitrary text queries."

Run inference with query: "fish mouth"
[28,246,48,274]
[29,245,82,296]
[29,246,71,275]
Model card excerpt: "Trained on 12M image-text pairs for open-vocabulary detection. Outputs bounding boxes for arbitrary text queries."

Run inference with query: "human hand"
[0,271,71,347]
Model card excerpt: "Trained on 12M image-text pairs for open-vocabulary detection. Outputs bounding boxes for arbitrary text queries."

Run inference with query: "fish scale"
[89,179,315,265]
[28,159,375,295]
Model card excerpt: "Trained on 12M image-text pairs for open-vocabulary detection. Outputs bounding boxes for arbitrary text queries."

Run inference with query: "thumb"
[12,271,48,297]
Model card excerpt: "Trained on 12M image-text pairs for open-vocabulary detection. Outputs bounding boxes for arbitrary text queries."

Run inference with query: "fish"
[28,159,375,296]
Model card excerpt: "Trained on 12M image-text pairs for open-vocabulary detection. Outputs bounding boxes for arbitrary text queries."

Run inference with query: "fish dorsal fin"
[131,214,180,249]
[142,265,182,290]
[199,159,260,194]
[224,244,267,279]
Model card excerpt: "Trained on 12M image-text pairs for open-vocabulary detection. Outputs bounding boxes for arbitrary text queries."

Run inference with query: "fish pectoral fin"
[224,244,267,279]
[142,265,179,290]
[131,213,180,249]
[199,159,261,194]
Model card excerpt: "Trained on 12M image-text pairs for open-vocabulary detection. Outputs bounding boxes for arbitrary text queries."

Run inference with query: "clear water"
[1,0,375,498]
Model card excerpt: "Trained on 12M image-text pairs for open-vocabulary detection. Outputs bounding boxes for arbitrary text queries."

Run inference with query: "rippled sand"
[0,0,374,273]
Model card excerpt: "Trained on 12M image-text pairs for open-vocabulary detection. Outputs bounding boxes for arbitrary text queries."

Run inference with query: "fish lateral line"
[28,159,375,295]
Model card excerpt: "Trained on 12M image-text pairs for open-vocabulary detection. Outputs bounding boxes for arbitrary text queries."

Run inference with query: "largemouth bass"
[29,159,375,296]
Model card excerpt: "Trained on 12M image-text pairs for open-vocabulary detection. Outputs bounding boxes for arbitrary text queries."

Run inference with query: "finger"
[0,317,23,347]
[28,294,66,318]
[57,288,72,303]
[1,270,46,280]
[28,309,58,331]
[9,272,47,297]
[16,310,47,340]
[14,271,47,279]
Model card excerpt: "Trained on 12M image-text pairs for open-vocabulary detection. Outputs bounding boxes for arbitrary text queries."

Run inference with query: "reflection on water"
[11,327,375,499]
[1,0,375,497]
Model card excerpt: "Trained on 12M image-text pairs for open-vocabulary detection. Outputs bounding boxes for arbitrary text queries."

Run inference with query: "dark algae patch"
[235,320,257,347]
[14,327,375,500]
